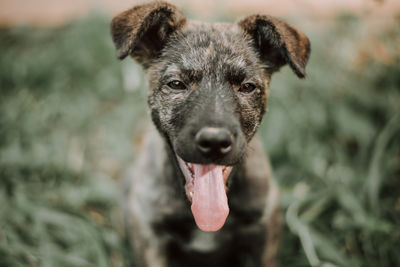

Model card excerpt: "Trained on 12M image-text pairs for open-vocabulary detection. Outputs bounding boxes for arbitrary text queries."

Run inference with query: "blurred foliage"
[0,12,399,267]
[260,14,400,267]
[0,16,147,267]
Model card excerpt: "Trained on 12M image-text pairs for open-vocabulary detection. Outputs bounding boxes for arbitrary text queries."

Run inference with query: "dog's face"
[111,1,310,232]
[148,22,269,166]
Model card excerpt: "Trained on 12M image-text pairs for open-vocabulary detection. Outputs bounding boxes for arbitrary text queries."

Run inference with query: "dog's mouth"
[177,156,233,232]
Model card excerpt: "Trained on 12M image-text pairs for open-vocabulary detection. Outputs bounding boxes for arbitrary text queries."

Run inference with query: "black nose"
[195,127,233,156]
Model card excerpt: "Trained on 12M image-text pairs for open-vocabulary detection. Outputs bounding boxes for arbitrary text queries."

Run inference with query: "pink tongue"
[191,164,229,232]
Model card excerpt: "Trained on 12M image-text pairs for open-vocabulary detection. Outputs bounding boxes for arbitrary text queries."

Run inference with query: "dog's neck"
[160,137,192,200]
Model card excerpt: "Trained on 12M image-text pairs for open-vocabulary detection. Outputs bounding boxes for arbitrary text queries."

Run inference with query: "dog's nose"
[195,127,233,156]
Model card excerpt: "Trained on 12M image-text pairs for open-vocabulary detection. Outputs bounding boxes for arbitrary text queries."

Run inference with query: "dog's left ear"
[238,15,310,78]
[111,1,186,65]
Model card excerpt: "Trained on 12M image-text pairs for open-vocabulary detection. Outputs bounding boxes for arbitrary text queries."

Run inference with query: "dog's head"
[111,1,310,232]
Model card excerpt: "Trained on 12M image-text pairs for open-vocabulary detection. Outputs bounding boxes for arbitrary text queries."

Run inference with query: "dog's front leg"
[239,136,281,267]
[140,240,168,267]
[261,206,281,267]
[129,212,169,267]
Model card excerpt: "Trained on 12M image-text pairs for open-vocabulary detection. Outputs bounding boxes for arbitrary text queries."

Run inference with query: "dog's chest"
[187,229,222,252]
[158,212,233,254]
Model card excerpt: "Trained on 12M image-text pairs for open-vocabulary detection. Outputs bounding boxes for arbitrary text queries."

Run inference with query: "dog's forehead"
[162,22,261,72]
[180,22,247,50]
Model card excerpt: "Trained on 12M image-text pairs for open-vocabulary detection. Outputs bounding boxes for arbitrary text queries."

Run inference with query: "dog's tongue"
[191,164,229,232]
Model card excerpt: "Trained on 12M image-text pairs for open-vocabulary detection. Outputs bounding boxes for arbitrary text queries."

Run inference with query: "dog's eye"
[167,80,187,90]
[239,83,257,94]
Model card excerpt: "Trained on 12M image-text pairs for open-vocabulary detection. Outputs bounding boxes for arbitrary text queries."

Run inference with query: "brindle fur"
[111,2,310,267]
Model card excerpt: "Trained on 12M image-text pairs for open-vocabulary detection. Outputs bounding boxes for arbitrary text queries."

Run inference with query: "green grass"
[0,13,399,267]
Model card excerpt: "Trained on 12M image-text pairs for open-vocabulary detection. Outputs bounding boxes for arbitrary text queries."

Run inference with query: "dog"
[111,1,310,266]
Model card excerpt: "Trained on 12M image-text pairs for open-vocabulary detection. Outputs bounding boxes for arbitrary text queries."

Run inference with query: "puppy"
[111,1,310,266]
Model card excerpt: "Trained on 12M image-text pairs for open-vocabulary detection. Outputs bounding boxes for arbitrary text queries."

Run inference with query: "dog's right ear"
[238,15,310,78]
[111,1,186,66]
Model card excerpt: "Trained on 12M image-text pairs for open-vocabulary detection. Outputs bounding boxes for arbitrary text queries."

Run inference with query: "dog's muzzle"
[195,127,234,156]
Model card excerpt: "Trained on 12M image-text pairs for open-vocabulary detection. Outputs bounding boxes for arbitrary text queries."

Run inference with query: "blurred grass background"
[0,3,399,267]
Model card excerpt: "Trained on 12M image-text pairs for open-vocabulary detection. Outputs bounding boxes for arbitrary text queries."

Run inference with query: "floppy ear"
[111,1,186,66]
[238,15,310,78]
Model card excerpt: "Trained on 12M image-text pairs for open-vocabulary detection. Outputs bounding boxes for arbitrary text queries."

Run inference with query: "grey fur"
[111,1,310,266]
